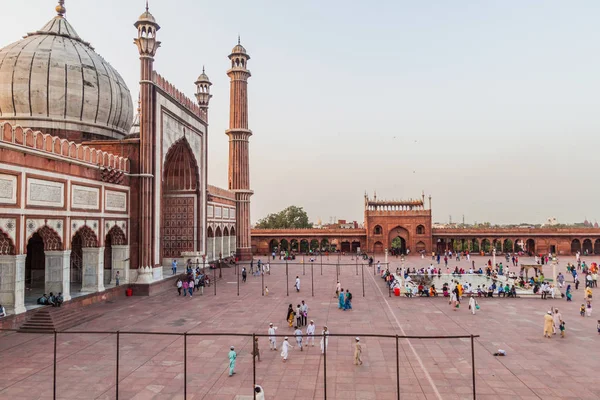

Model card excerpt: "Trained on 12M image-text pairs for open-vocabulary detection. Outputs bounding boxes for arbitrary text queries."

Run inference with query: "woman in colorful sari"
[338,289,345,309]
[565,285,572,301]
[287,304,295,327]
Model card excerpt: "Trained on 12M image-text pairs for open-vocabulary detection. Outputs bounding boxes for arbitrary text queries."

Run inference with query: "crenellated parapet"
[0,121,130,173]
[153,72,206,121]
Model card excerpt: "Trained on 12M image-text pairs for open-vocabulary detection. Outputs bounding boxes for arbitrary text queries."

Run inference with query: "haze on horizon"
[2,1,598,226]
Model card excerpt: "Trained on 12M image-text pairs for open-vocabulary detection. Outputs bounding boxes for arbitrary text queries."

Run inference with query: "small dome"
[231,44,247,55]
[0,14,133,139]
[138,10,156,24]
[196,67,211,83]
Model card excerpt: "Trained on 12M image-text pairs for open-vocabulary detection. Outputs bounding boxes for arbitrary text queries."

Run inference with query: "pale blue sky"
[2,1,599,224]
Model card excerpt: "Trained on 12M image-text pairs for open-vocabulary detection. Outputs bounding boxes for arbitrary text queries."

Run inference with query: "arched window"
[374,225,382,235]
[416,225,425,235]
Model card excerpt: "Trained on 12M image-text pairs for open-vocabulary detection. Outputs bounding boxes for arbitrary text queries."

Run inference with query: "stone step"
[18,306,101,333]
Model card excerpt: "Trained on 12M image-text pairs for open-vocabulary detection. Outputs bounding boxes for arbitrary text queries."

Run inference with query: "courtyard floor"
[0,255,598,400]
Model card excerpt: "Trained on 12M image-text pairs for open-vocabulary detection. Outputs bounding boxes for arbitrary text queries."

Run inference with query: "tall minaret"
[226,37,253,260]
[134,4,160,272]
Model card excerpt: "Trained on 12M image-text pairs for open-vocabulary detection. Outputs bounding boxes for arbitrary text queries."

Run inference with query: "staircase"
[18,307,100,333]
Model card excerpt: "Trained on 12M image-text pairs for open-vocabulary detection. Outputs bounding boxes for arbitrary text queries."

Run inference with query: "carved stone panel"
[105,190,127,212]
[27,178,64,208]
[72,185,100,210]
[0,174,17,205]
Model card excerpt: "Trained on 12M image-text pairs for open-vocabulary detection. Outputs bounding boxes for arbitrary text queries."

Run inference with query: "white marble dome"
[0,13,133,139]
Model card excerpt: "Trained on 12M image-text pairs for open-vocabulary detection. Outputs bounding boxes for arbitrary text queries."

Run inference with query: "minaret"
[195,66,212,121]
[134,3,160,272]
[226,37,253,260]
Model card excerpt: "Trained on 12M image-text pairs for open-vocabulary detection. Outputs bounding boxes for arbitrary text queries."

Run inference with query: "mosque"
[0,1,252,315]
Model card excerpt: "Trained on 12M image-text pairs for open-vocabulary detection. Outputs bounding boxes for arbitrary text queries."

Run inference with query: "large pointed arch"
[0,228,15,255]
[72,225,99,248]
[162,138,201,259]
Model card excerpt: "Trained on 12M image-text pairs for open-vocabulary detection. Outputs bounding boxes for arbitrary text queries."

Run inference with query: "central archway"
[162,138,200,260]
[388,226,409,255]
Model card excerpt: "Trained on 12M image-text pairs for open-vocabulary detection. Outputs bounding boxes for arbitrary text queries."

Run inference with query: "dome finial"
[56,0,66,17]
[145,0,149,12]
[238,34,241,45]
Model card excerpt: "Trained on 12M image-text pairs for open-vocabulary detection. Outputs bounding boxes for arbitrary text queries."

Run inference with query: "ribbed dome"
[231,44,247,55]
[0,14,133,139]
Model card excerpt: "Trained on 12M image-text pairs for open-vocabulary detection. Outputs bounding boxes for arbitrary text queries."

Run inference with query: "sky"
[2,1,599,225]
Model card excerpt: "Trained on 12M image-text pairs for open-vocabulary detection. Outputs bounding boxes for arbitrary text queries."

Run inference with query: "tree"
[255,206,313,229]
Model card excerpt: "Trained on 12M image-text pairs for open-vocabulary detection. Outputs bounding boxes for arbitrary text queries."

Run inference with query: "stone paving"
[0,255,598,400]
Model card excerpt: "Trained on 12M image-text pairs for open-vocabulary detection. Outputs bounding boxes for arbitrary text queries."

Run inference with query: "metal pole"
[362,264,365,297]
[396,335,400,400]
[261,266,264,296]
[303,254,305,275]
[320,253,322,276]
[53,330,57,400]
[286,260,289,297]
[214,265,216,296]
[252,333,257,400]
[311,263,314,297]
[323,332,327,400]
[356,257,358,276]
[471,335,476,400]
[237,264,239,296]
[116,331,120,400]
[184,332,187,400]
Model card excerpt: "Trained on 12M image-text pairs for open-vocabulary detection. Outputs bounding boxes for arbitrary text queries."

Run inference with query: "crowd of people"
[175,263,209,297]
[36,292,64,307]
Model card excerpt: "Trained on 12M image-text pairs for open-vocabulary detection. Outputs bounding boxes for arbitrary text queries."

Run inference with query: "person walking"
[268,323,277,350]
[344,289,353,310]
[552,308,562,335]
[335,281,341,298]
[338,289,345,309]
[228,346,237,377]
[468,296,476,315]
[254,385,265,400]
[172,259,178,275]
[296,304,302,327]
[281,337,293,362]
[295,276,300,292]
[306,320,315,346]
[354,337,363,365]
[188,278,194,297]
[320,326,329,354]
[242,267,247,283]
[252,337,261,362]
[176,279,182,296]
[115,271,120,286]
[294,326,303,351]
[543,311,553,338]
[182,280,189,297]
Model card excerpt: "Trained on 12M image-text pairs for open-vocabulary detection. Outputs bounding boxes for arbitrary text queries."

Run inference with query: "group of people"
[175,266,208,297]
[286,301,309,327]
[335,281,353,310]
[543,307,566,338]
[36,292,64,307]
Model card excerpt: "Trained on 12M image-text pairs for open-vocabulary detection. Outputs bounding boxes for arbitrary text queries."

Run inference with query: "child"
[586,301,592,317]
[597,320,600,335]
[559,321,565,338]
[580,304,586,317]
[265,286,269,296]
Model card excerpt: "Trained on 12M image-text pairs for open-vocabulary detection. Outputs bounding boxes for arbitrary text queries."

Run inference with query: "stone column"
[0,255,26,315]
[45,250,71,301]
[110,245,130,285]
[81,247,105,292]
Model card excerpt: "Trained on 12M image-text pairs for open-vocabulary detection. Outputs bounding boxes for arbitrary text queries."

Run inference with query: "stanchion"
[396,335,400,400]
[311,263,314,297]
[362,264,365,297]
[261,268,265,296]
[286,260,289,297]
[214,266,217,296]
[53,330,57,400]
[184,332,187,399]
[253,333,257,400]
[303,255,305,275]
[356,258,358,276]
[471,335,476,400]
[237,264,239,296]
[116,331,120,399]
[320,253,323,275]
[323,332,327,400]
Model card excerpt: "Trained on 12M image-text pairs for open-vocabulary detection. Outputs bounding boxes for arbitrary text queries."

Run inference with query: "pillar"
[45,250,71,301]
[81,247,105,292]
[110,245,130,284]
[0,255,26,315]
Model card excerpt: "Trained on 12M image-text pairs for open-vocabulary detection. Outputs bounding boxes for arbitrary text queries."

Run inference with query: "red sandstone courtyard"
[0,255,598,400]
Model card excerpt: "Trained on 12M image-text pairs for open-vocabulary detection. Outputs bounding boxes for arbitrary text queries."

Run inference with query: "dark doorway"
[71,233,83,283]
[25,233,45,289]
[341,242,351,253]
[104,233,113,285]
[391,237,406,255]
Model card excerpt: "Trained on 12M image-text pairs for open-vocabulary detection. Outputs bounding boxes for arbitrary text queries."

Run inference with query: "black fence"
[0,329,479,400]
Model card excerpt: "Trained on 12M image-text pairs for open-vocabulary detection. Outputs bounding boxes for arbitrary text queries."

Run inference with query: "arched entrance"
[320,239,329,252]
[269,239,279,252]
[526,239,536,255]
[351,241,361,253]
[215,227,222,259]
[594,239,600,255]
[280,239,289,251]
[25,226,63,298]
[162,139,200,260]
[571,239,581,254]
[223,227,230,257]
[582,239,593,255]
[503,239,513,253]
[341,241,351,253]
[105,225,127,285]
[300,239,309,253]
[71,226,98,285]
[416,241,426,253]
[388,226,409,255]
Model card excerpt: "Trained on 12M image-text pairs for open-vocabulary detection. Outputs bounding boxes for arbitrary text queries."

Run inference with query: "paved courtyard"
[0,255,598,400]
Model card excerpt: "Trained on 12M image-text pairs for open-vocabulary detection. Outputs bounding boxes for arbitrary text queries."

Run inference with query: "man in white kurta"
[295,276,300,292]
[306,320,316,346]
[268,323,277,350]
[281,337,293,361]
[320,326,329,354]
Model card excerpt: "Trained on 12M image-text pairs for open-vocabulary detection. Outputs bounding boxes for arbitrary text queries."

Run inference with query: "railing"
[0,328,480,400]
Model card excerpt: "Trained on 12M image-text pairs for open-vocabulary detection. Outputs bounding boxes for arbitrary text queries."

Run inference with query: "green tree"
[255,206,313,229]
